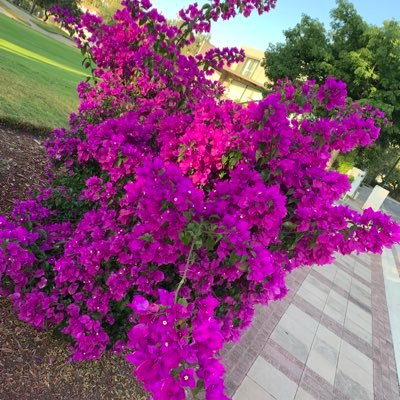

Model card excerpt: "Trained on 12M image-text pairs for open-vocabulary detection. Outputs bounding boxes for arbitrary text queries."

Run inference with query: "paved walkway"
[222,247,400,400]
[348,186,400,223]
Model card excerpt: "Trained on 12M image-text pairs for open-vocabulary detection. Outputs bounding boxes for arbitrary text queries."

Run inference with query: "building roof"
[196,41,267,90]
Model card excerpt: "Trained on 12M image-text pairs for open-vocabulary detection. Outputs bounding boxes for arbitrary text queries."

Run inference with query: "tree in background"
[263,0,400,193]
[345,19,400,190]
[263,15,333,84]
[25,0,80,20]
[82,0,121,24]
[41,0,81,21]
[329,0,370,100]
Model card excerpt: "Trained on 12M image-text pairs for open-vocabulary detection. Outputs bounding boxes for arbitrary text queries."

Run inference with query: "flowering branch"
[174,238,196,304]
[1,2,399,400]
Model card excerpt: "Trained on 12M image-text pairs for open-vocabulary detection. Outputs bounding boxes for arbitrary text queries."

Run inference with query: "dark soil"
[0,125,145,400]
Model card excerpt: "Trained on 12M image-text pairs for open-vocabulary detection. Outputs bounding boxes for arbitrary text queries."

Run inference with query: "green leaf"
[179,231,191,245]
[177,298,188,307]
[138,233,154,243]
[161,199,173,211]
[183,211,193,222]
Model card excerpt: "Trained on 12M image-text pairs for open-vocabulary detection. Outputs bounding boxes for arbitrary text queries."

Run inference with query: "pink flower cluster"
[127,292,227,399]
[196,47,246,72]
[179,0,277,32]
[1,1,400,399]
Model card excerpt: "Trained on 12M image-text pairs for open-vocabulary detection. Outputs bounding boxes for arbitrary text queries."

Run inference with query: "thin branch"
[174,238,196,303]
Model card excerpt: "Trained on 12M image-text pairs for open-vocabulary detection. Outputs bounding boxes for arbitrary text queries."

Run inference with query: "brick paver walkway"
[223,248,400,400]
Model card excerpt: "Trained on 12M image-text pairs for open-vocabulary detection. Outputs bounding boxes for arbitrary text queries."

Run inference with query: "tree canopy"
[32,0,81,20]
[263,0,400,188]
[82,0,121,24]
[264,15,332,84]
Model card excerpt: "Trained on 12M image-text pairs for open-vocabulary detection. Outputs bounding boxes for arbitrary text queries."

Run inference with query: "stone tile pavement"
[223,248,400,400]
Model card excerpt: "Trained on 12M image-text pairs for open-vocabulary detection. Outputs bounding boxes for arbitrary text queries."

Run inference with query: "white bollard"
[346,168,366,198]
[362,185,389,211]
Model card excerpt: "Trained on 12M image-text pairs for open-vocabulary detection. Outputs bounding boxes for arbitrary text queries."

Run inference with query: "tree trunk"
[383,156,400,184]
[327,150,340,170]
[392,187,400,202]
[29,1,36,15]
[43,11,49,22]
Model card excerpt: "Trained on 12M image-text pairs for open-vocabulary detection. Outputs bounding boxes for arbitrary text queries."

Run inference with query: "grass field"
[0,13,87,130]
[0,0,29,25]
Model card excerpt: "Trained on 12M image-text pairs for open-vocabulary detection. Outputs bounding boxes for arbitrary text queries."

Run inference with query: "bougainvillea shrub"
[1,1,399,399]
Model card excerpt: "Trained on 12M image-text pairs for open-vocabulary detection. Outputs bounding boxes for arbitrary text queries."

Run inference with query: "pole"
[383,155,400,184]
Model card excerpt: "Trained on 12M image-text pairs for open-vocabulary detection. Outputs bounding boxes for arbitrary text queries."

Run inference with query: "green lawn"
[0,1,29,25]
[0,13,87,130]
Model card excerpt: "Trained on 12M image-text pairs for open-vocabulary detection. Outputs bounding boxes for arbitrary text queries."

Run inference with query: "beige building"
[197,42,268,103]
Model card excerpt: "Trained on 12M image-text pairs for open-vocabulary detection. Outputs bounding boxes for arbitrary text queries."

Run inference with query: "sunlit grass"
[0,39,86,76]
[0,13,87,130]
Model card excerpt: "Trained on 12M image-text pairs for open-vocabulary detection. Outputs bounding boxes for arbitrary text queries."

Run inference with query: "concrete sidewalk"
[223,248,400,400]
[346,186,400,223]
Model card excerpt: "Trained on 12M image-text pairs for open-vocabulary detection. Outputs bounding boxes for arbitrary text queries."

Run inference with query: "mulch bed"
[0,124,47,216]
[0,124,145,400]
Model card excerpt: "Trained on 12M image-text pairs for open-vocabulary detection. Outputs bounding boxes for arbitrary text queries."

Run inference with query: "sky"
[150,0,400,50]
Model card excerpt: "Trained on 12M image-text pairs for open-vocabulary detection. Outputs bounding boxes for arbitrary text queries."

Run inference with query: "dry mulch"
[0,124,47,216]
[0,124,146,400]
[0,299,146,400]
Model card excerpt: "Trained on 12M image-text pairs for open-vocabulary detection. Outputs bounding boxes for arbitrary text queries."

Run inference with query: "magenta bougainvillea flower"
[1,1,399,399]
